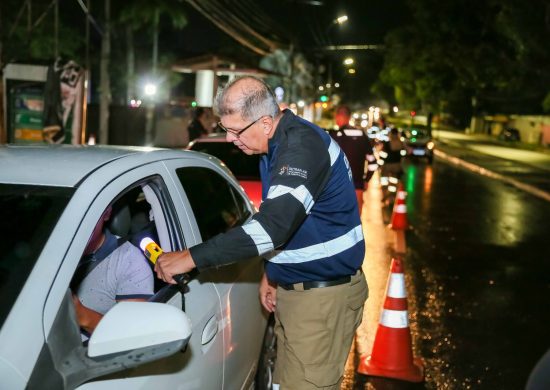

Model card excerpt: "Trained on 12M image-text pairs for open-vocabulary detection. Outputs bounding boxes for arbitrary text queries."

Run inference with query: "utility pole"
[54,0,58,58]
[99,0,111,144]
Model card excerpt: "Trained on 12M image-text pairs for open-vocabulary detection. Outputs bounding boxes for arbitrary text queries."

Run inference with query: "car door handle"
[201,315,218,345]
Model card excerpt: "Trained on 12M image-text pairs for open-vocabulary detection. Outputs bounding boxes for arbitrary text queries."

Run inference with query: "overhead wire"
[185,0,269,55]
[233,0,287,42]
[201,0,280,51]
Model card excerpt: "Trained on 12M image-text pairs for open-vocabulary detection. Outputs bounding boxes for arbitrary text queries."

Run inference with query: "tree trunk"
[0,3,4,143]
[126,26,134,103]
[99,0,111,144]
[152,9,159,76]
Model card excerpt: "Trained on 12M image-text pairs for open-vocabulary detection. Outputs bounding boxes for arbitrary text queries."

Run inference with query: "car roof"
[0,144,201,187]
[188,133,227,145]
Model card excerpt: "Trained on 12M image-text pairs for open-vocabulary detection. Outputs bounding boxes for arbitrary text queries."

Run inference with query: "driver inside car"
[71,205,154,338]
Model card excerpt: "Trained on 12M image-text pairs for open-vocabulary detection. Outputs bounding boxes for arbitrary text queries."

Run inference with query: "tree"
[0,0,85,141]
[117,0,187,103]
[376,0,550,125]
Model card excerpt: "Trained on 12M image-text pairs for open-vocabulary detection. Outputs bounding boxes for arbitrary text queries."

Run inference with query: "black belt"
[279,270,361,291]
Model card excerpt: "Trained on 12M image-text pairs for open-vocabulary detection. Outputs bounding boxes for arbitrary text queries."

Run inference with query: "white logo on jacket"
[343,155,353,181]
[278,165,308,179]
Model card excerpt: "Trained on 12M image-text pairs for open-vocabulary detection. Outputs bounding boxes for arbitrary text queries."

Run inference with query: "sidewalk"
[435,130,550,169]
[433,129,550,202]
[439,129,550,154]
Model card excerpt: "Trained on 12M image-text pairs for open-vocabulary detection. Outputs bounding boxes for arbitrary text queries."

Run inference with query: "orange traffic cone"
[358,257,424,382]
[389,183,408,230]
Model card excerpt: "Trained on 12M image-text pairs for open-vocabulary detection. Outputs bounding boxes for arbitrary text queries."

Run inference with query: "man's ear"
[262,117,272,136]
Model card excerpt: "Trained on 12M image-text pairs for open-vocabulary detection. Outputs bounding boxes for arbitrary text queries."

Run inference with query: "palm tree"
[118,0,187,103]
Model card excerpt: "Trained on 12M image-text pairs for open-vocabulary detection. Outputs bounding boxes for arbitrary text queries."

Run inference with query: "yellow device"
[139,237,163,264]
[139,237,190,287]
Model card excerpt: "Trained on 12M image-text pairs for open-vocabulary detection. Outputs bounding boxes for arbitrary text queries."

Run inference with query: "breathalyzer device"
[139,237,190,286]
[139,237,163,264]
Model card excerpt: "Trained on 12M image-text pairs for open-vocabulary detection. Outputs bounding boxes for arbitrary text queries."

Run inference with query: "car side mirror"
[33,291,193,389]
[88,301,191,357]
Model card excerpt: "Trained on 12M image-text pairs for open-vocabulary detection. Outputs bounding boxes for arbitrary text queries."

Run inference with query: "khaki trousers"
[273,271,368,389]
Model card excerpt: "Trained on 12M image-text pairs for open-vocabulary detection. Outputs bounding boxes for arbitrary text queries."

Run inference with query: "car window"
[176,167,251,241]
[190,142,261,180]
[0,184,74,329]
[70,177,188,339]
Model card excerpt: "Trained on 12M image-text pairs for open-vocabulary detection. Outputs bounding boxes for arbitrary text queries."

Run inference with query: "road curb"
[434,149,550,203]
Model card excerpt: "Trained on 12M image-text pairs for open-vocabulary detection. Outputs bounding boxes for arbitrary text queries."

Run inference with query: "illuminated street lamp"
[335,15,348,25]
[343,57,354,66]
[324,15,349,100]
[144,83,158,97]
[348,68,356,74]
[142,81,159,146]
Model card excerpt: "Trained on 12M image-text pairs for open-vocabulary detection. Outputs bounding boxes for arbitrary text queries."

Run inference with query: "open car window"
[175,166,252,241]
[70,176,187,325]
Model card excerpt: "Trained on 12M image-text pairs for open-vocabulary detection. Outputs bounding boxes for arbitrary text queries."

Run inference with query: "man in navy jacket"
[156,76,368,389]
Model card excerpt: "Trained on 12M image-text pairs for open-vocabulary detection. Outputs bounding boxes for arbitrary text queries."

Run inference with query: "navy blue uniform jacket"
[191,110,365,285]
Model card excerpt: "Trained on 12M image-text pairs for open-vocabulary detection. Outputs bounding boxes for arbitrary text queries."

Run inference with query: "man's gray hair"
[214,76,280,121]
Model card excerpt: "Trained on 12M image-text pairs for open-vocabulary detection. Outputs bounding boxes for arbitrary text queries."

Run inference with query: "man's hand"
[72,293,103,334]
[155,249,196,284]
[259,272,277,313]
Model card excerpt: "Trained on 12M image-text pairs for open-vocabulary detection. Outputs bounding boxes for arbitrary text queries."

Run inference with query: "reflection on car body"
[0,145,272,389]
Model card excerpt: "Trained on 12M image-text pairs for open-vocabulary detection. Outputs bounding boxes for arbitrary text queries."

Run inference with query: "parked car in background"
[402,125,435,164]
[0,145,273,389]
[498,127,521,142]
[188,133,262,210]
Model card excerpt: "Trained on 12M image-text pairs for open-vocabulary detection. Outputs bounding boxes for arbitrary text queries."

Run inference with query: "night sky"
[164,0,408,104]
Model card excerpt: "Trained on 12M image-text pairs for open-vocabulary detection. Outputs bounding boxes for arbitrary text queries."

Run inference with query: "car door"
[164,159,267,389]
[40,160,223,389]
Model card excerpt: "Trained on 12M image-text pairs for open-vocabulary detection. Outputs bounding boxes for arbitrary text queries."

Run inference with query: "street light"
[324,15,348,101]
[142,81,159,146]
[144,83,158,97]
[335,15,348,25]
[343,57,354,66]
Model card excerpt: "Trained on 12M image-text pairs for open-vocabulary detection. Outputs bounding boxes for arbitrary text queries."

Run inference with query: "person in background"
[188,107,214,141]
[330,105,378,212]
[155,76,368,389]
[381,127,405,179]
[379,127,406,204]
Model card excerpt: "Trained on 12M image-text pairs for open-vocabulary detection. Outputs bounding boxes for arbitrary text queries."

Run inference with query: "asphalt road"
[343,134,550,389]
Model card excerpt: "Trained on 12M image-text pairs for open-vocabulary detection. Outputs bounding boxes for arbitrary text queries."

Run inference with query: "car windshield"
[0,184,74,328]
[190,142,260,180]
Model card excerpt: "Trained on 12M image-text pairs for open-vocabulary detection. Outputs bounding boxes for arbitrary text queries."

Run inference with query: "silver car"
[0,145,275,389]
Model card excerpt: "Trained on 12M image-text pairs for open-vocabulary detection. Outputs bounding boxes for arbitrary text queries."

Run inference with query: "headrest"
[109,205,131,237]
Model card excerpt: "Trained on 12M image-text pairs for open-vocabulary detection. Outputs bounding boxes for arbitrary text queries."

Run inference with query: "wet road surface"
[344,153,550,389]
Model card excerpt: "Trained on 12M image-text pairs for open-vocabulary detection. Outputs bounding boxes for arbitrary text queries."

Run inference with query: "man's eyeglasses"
[218,116,266,137]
